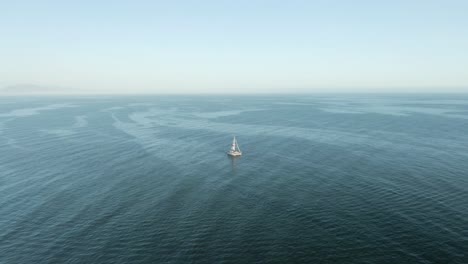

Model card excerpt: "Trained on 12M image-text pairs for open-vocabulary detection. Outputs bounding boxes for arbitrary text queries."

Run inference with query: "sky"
[0,0,467,94]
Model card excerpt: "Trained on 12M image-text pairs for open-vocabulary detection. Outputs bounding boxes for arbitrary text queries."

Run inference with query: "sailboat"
[227,136,242,156]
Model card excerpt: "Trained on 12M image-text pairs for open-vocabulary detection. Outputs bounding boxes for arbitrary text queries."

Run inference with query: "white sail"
[231,137,236,151]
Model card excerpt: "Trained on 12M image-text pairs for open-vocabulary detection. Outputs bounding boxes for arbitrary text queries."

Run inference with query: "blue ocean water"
[0,95,467,263]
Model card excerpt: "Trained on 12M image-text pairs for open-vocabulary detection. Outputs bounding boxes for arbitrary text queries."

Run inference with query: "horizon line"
[2,91,468,97]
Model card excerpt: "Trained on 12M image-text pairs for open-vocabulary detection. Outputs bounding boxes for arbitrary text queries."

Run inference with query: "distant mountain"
[0,84,72,95]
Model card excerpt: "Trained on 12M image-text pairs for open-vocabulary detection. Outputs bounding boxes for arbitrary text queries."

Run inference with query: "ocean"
[0,94,467,263]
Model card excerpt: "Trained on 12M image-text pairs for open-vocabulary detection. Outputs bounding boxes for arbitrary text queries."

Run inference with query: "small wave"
[72,116,88,128]
[40,129,76,137]
[40,115,88,137]
[193,109,265,119]
[0,103,76,118]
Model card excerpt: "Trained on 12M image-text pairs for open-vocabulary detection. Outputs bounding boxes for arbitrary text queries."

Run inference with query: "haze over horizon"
[1,0,468,94]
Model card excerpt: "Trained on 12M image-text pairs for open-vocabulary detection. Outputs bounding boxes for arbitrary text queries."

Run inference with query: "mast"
[235,137,241,152]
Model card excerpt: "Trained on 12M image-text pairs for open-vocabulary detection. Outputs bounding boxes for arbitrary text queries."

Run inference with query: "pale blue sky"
[1,0,467,93]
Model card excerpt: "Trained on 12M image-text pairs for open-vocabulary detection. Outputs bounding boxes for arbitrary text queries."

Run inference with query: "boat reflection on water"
[229,153,241,172]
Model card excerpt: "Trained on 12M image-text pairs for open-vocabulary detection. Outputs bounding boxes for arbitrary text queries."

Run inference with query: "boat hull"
[227,151,242,157]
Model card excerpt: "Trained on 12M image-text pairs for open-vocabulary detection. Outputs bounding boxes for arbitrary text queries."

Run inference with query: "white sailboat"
[227,136,242,156]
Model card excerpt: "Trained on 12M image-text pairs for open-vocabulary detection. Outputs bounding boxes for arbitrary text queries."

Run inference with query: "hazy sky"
[1,0,467,94]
